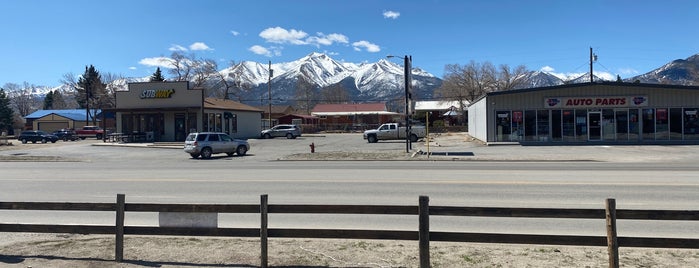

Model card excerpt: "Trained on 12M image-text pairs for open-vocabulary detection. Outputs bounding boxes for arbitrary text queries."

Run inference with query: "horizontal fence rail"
[1,194,698,268]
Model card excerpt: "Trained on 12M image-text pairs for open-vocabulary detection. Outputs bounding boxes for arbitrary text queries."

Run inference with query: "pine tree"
[43,90,55,109]
[150,67,165,82]
[0,88,15,133]
[77,65,106,124]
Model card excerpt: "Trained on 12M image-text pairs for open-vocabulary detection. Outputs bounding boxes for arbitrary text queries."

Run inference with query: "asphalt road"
[1,134,698,239]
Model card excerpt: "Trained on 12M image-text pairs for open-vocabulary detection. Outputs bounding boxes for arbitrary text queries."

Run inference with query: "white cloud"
[259,27,308,45]
[249,45,271,56]
[352,40,381,53]
[189,42,212,51]
[231,30,240,36]
[249,45,282,57]
[540,66,555,72]
[138,57,174,69]
[383,10,400,19]
[128,66,137,70]
[169,44,187,51]
[307,33,349,47]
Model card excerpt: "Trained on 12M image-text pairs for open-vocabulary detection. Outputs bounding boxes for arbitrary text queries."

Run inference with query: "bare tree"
[192,58,218,93]
[436,61,529,104]
[60,72,81,108]
[218,61,255,101]
[294,75,318,114]
[101,72,124,109]
[321,83,350,104]
[168,51,195,82]
[4,82,38,117]
[496,64,529,91]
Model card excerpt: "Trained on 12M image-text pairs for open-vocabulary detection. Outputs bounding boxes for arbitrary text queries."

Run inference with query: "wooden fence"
[1,194,698,268]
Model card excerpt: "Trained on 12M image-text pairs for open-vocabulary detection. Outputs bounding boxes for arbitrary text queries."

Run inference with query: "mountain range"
[13,52,699,106]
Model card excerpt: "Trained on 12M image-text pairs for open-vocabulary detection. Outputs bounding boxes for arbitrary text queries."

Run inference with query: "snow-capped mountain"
[628,54,699,85]
[517,71,565,89]
[226,52,442,105]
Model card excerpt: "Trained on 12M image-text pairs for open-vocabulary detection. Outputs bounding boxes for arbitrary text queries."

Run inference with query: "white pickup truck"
[363,123,426,143]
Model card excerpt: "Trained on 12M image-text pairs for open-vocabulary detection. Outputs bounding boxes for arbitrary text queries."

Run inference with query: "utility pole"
[590,47,597,83]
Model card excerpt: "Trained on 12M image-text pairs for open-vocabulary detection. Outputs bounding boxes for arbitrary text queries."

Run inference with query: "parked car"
[17,130,59,144]
[75,125,106,140]
[260,124,301,139]
[52,129,78,141]
[183,132,249,159]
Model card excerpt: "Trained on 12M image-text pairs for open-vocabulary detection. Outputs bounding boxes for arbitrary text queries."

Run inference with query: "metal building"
[468,82,699,144]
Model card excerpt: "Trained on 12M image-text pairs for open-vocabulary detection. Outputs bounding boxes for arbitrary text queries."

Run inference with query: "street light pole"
[268,61,273,129]
[403,55,412,153]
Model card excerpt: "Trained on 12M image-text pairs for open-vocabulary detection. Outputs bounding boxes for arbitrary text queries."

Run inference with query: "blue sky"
[1,0,698,87]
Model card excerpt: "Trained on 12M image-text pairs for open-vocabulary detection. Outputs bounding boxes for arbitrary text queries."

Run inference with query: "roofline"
[470,82,699,104]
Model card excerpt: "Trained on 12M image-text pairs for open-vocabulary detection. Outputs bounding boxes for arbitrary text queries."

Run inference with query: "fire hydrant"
[309,142,315,153]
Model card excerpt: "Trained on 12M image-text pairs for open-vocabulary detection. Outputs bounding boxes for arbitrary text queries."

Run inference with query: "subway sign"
[140,89,175,99]
[544,96,648,108]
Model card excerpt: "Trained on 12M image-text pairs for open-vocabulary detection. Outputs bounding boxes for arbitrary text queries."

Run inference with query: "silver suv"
[184,132,249,159]
[260,124,301,139]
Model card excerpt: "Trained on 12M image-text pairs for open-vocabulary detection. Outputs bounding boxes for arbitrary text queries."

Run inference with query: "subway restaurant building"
[113,81,262,142]
[468,82,699,144]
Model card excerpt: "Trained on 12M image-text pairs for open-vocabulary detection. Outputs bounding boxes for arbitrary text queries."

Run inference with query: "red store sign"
[544,96,648,108]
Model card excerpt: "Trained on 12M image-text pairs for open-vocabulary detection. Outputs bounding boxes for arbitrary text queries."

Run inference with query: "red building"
[311,103,400,132]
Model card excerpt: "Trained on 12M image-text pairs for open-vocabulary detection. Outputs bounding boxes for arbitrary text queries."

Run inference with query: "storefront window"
[495,111,511,142]
[511,111,523,141]
[628,109,639,140]
[642,108,655,140]
[551,110,562,141]
[562,110,575,141]
[684,108,699,140]
[669,108,683,140]
[524,110,536,141]
[215,113,222,132]
[575,110,587,142]
[616,110,628,141]
[602,109,615,140]
[230,114,238,133]
[186,113,197,134]
[655,108,669,140]
[537,110,549,141]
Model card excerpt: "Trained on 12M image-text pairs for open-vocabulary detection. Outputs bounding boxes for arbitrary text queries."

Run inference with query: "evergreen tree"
[150,67,165,82]
[43,90,55,109]
[0,88,14,133]
[77,65,106,124]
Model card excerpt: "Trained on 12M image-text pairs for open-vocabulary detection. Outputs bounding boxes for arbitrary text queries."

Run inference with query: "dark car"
[52,129,78,141]
[260,124,302,139]
[17,130,59,144]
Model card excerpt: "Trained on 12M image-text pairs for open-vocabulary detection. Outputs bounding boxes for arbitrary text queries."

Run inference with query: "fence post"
[260,194,269,268]
[115,194,125,262]
[419,195,430,268]
[606,198,619,268]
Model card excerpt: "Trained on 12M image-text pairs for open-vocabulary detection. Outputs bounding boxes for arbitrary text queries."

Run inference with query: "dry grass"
[1,233,698,267]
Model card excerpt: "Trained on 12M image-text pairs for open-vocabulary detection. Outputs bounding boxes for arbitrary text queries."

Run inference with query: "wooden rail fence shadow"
[1,194,698,268]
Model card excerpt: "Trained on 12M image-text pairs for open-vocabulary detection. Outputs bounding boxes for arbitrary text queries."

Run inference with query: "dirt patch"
[1,233,697,267]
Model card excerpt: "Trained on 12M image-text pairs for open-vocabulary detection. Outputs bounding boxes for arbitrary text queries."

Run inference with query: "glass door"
[588,112,601,141]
